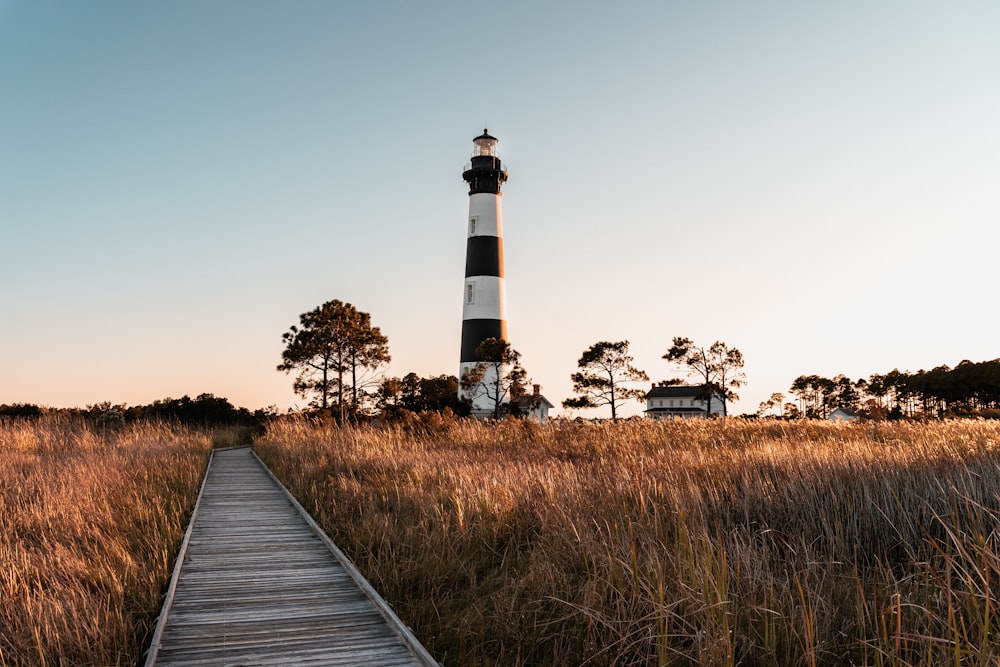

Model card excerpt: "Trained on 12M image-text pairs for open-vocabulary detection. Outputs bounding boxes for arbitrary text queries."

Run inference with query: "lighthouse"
[459,129,509,417]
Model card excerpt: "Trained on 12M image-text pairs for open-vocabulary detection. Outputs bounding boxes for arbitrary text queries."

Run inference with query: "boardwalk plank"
[145,448,438,666]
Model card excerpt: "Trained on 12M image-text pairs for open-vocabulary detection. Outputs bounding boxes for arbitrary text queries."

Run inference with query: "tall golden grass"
[256,417,1000,666]
[0,417,212,666]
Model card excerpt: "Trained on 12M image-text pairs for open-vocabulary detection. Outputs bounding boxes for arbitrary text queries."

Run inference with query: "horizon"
[3,2,998,417]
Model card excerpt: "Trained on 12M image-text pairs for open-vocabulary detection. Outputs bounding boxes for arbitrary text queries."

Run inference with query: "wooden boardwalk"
[145,447,439,666]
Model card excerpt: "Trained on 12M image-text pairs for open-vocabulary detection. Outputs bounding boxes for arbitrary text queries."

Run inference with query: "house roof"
[513,394,554,410]
[828,407,859,418]
[646,384,718,399]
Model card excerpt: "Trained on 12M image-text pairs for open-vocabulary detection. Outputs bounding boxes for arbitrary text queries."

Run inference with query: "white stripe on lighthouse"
[462,276,506,321]
[468,193,503,238]
[459,361,499,388]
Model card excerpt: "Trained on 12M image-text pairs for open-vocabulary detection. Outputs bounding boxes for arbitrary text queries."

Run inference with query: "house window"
[469,217,478,235]
[466,283,474,304]
[669,399,674,406]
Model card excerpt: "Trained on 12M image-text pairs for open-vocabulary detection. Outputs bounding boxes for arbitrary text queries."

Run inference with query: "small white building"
[513,384,554,423]
[645,384,724,420]
[827,407,860,422]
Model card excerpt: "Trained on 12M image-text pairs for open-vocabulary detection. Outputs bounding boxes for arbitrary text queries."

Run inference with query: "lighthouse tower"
[459,129,509,417]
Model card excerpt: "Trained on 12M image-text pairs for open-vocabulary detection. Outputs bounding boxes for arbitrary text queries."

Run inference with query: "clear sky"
[2,1,998,416]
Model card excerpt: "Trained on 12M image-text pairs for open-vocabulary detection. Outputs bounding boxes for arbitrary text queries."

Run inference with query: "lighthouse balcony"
[462,160,508,176]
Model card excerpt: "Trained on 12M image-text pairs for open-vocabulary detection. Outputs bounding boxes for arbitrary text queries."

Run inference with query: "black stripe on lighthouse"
[460,319,508,362]
[464,236,504,278]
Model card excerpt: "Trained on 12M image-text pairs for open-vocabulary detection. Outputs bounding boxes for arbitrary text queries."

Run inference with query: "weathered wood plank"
[145,447,439,666]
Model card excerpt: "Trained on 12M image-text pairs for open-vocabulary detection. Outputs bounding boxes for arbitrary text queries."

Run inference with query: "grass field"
[4,416,999,666]
[0,417,212,666]
[256,417,1000,666]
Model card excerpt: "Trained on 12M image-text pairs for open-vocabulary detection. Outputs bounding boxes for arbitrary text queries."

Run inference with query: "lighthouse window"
[466,283,474,304]
[469,217,477,235]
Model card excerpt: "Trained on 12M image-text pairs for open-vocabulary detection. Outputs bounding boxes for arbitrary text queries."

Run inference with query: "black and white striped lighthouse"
[459,129,509,416]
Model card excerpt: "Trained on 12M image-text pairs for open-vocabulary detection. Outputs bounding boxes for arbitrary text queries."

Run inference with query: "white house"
[645,384,724,420]
[827,407,861,422]
[513,384,555,424]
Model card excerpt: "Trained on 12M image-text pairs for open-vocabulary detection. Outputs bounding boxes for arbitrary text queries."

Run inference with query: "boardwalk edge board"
[249,449,440,667]
[143,450,216,667]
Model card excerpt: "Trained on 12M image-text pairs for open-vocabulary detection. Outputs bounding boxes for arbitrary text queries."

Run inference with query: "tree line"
[14,296,991,425]
[276,298,749,422]
[0,393,271,428]
[781,359,1000,420]
[1,297,749,425]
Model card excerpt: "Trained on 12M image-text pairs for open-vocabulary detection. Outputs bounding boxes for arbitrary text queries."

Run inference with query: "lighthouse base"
[459,360,510,419]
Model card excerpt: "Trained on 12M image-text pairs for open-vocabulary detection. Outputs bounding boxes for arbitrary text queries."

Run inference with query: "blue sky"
[2,1,998,415]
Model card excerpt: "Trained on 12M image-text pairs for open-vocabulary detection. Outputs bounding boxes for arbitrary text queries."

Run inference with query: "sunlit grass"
[0,416,212,666]
[256,417,1000,666]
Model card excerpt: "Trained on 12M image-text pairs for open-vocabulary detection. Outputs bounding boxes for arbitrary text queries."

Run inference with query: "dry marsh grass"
[256,418,1000,666]
[0,417,212,666]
